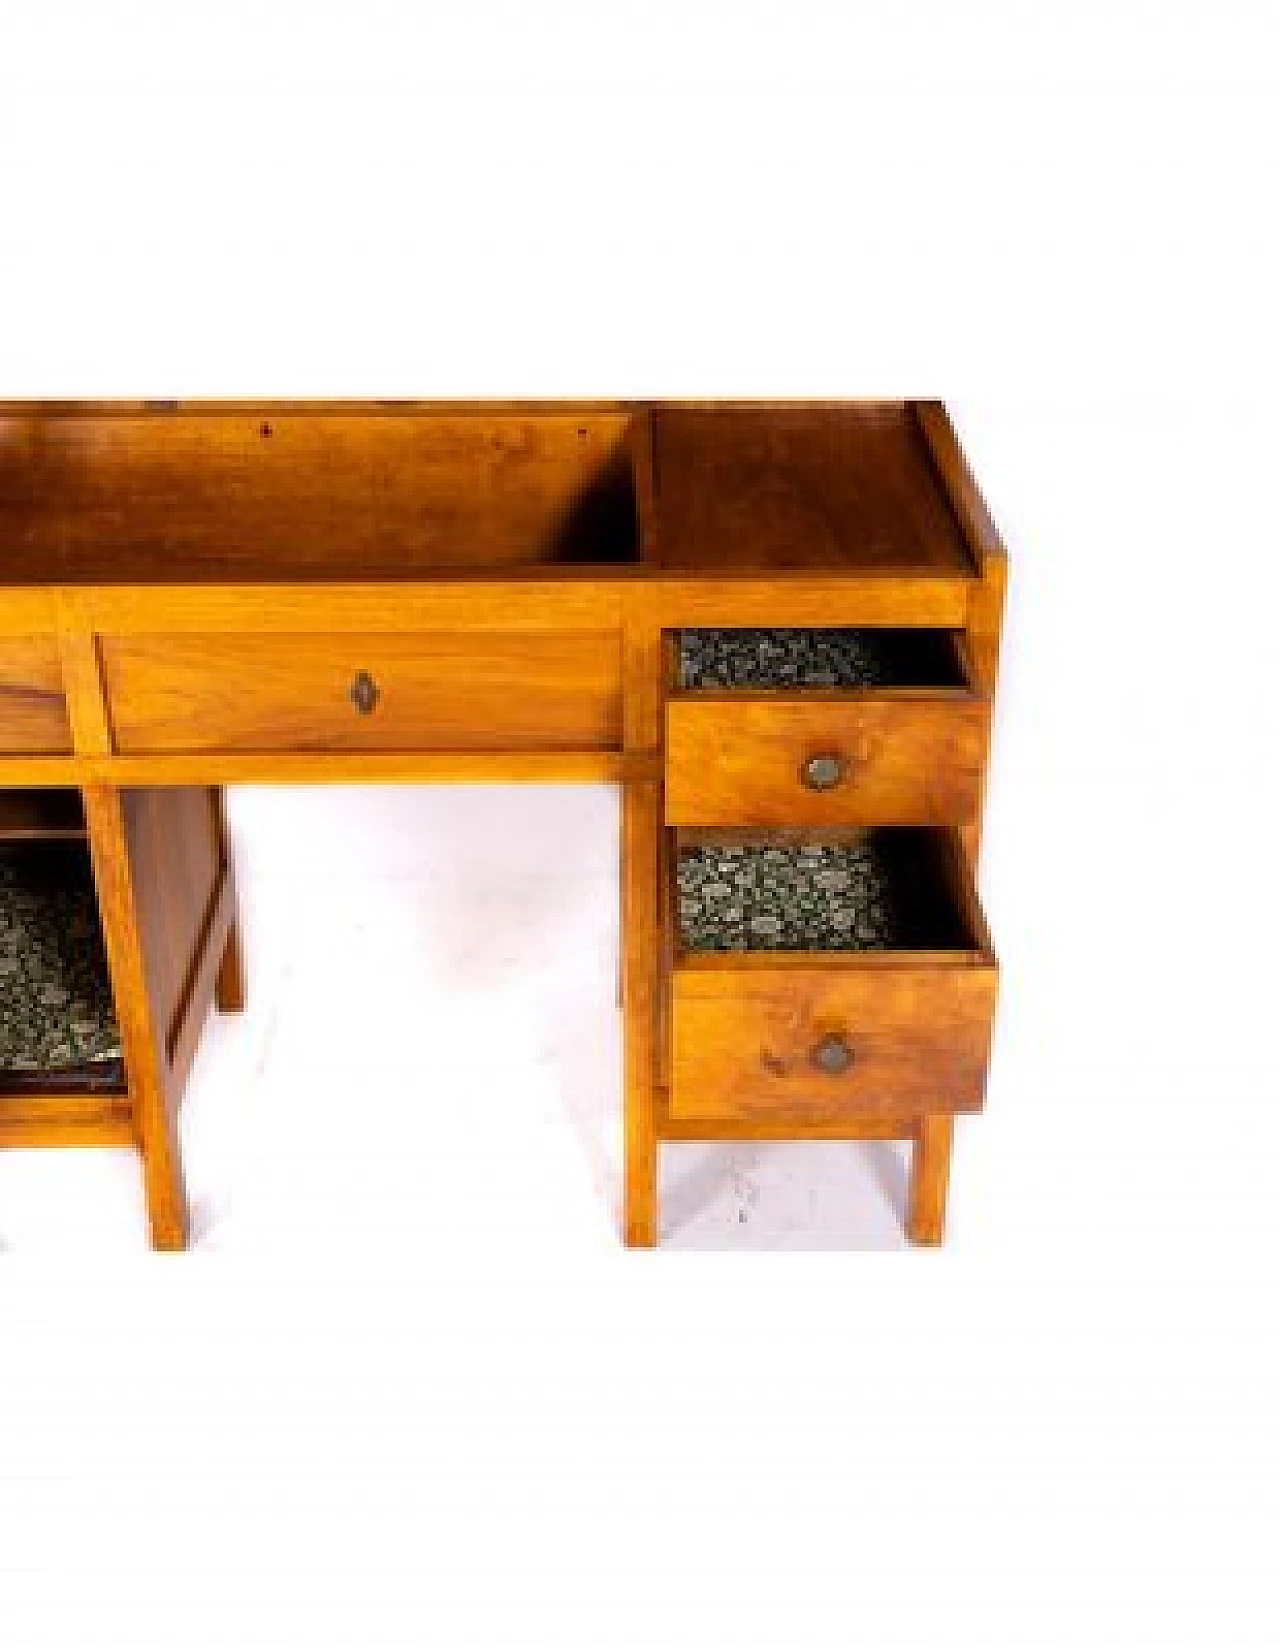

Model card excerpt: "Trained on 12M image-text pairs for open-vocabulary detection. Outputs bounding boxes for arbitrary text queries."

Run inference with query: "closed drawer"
[0,640,73,754]
[666,627,987,826]
[668,828,997,1126]
[100,632,623,754]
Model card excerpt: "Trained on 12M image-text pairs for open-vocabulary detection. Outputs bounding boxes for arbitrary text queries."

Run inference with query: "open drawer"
[666,628,988,827]
[667,827,997,1127]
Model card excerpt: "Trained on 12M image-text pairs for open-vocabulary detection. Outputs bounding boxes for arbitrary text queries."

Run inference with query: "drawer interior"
[674,827,988,957]
[674,628,971,692]
[0,796,125,1096]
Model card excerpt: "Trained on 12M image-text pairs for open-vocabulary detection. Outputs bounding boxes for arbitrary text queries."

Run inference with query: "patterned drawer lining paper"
[0,844,125,1091]
[677,832,971,954]
[677,628,967,691]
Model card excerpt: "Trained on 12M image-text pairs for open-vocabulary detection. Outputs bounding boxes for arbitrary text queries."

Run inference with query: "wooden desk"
[0,401,1006,1248]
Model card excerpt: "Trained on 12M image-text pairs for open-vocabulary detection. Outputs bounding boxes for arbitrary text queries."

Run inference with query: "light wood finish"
[0,1093,136,1149]
[657,577,970,630]
[621,588,663,1246]
[0,590,59,636]
[57,627,113,755]
[913,402,1006,574]
[659,1110,921,1143]
[915,401,1009,863]
[81,785,188,1249]
[960,551,1008,862]
[0,400,1006,1248]
[622,777,661,1245]
[0,752,637,788]
[0,757,82,787]
[49,785,230,1245]
[121,789,224,1066]
[666,694,989,827]
[167,868,238,1100]
[101,632,623,754]
[670,961,997,1126]
[0,639,72,753]
[212,789,246,1015]
[908,1114,954,1245]
[33,579,628,636]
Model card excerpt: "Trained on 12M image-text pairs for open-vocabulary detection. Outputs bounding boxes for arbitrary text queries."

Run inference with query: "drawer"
[666,627,987,826]
[668,828,997,1126]
[0,640,74,754]
[100,632,623,754]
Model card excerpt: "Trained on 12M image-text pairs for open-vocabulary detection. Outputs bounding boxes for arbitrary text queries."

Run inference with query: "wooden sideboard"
[0,401,1006,1249]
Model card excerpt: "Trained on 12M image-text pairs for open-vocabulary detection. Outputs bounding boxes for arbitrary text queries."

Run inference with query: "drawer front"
[0,640,73,754]
[101,632,622,754]
[666,698,987,826]
[670,963,997,1125]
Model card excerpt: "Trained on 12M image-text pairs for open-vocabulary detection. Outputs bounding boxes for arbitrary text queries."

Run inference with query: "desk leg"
[212,790,246,1014]
[83,785,189,1252]
[907,1113,954,1246]
[215,922,247,1014]
[622,777,660,1247]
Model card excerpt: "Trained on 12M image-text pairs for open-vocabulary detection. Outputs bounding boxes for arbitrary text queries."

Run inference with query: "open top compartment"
[0,405,650,581]
[0,796,124,1096]
[654,404,977,573]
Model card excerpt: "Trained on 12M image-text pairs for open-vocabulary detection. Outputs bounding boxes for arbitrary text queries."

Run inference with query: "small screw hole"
[260,421,273,438]
[577,427,588,437]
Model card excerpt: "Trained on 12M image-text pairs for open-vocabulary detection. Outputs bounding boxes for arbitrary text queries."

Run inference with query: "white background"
[3,3,1279,1647]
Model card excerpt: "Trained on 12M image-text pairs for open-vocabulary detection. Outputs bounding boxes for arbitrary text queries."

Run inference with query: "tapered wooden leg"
[211,787,245,1013]
[622,776,660,1247]
[908,1114,954,1246]
[82,784,189,1251]
[215,918,246,1013]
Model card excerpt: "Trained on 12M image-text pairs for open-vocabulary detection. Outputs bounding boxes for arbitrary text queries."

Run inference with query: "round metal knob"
[349,671,380,715]
[810,1035,854,1076]
[801,752,848,791]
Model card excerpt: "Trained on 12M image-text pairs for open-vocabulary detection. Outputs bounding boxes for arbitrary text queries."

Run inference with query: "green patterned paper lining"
[677,628,965,691]
[677,835,971,955]
[678,841,899,953]
[0,845,123,1075]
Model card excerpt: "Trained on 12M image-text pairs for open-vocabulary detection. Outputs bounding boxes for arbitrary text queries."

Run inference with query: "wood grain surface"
[101,631,624,754]
[666,695,989,826]
[0,639,73,753]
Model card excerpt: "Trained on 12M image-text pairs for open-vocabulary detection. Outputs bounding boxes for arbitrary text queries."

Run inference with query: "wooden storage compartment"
[0,406,650,581]
[0,793,126,1099]
[667,628,988,826]
[654,404,977,573]
[0,639,74,753]
[668,828,997,1126]
[100,631,624,753]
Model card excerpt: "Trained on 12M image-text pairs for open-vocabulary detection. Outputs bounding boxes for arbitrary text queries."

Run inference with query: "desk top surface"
[0,401,978,586]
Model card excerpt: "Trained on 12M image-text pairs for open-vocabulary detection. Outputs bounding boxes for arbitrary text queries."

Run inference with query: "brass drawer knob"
[349,671,380,715]
[810,1035,854,1076]
[801,752,848,791]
